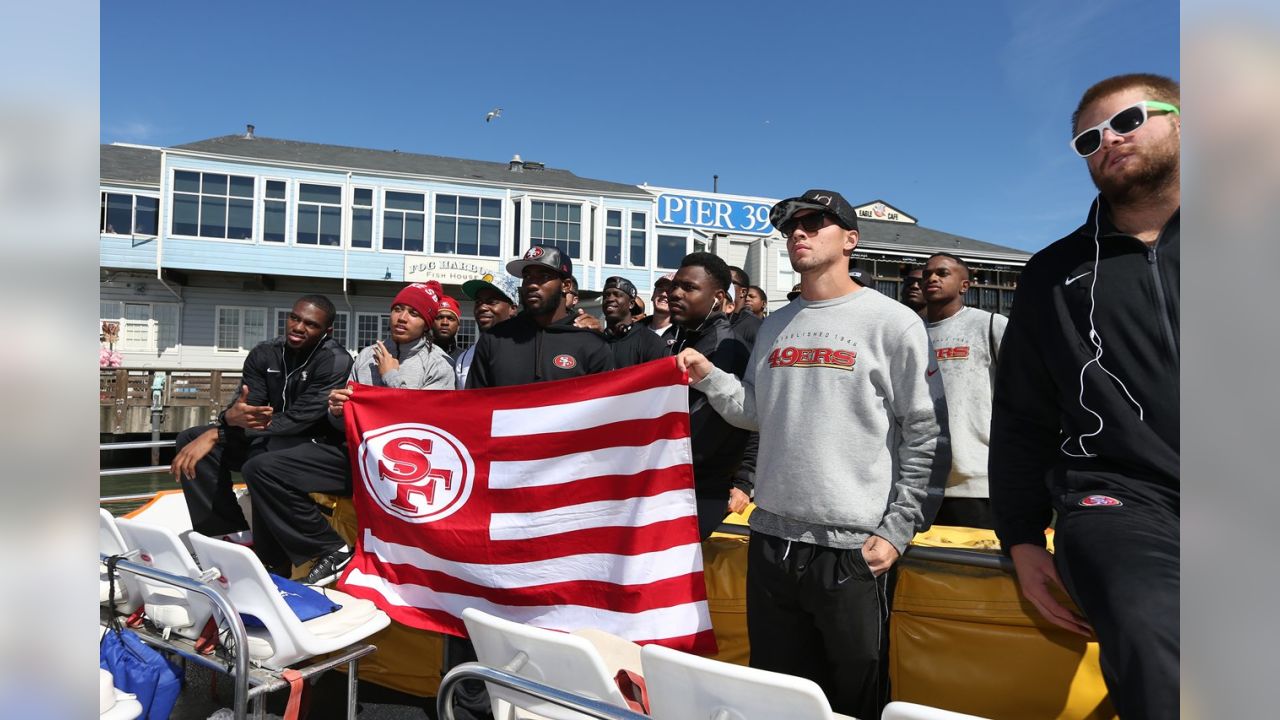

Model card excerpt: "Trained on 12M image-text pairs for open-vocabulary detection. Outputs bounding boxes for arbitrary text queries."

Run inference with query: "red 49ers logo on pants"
[357,423,475,523]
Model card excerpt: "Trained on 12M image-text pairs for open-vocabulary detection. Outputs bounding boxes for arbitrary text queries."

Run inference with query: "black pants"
[1054,492,1179,720]
[242,439,352,567]
[175,425,261,537]
[932,497,994,529]
[746,532,889,720]
[442,634,492,720]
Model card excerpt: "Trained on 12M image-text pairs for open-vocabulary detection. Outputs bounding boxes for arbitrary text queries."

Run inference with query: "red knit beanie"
[437,295,461,320]
[391,281,444,325]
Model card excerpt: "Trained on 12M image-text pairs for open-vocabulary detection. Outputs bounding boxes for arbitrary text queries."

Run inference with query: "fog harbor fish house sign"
[404,256,503,284]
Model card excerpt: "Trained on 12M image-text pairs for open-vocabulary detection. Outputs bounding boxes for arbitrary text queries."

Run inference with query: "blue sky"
[101,0,1178,252]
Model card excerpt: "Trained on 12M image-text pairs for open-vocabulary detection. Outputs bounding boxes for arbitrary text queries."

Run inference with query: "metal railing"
[438,663,649,720]
[102,554,251,719]
[101,438,176,479]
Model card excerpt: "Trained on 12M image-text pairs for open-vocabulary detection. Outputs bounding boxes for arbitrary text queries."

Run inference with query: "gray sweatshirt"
[926,307,1006,499]
[349,336,456,390]
[693,287,949,553]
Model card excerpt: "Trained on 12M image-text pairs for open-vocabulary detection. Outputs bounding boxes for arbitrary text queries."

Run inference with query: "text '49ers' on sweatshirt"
[693,287,950,554]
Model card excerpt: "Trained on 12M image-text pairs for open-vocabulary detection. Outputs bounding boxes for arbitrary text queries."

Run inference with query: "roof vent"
[509,154,524,172]
[523,161,545,171]
[244,124,255,139]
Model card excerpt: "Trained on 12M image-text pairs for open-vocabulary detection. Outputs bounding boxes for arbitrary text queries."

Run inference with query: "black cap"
[770,189,860,233]
[603,276,638,300]
[506,244,573,279]
[786,282,803,301]
[849,269,869,286]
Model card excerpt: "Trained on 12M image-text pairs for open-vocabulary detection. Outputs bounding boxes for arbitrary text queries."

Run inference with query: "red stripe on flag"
[490,468,696,511]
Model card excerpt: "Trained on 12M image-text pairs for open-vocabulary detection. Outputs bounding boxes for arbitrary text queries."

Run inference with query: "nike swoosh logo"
[1065,271,1092,285]
[837,574,853,585]
[927,368,939,377]
[266,368,281,373]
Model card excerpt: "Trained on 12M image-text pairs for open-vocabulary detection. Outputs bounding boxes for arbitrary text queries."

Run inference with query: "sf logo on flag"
[357,423,475,523]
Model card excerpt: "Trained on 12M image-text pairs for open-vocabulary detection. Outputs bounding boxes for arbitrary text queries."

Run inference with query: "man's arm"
[677,349,760,431]
[258,344,352,437]
[876,319,950,556]
[989,282,1059,550]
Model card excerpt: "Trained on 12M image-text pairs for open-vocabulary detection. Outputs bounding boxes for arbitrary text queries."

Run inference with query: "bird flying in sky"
[485,107,503,123]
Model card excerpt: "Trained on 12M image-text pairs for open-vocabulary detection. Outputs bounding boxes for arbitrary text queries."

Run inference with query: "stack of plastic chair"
[113,517,218,640]
[641,643,856,720]
[98,509,142,614]
[461,607,640,720]
[98,668,143,720]
[187,531,389,669]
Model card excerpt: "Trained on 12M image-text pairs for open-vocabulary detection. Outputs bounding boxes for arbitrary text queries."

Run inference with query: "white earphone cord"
[1061,195,1146,459]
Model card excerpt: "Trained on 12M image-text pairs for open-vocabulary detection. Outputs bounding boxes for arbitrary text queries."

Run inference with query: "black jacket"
[605,321,671,369]
[466,312,615,389]
[990,201,1179,549]
[230,336,353,448]
[729,310,761,349]
[671,313,757,499]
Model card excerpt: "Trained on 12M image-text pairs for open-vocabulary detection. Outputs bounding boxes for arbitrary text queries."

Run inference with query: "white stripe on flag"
[344,567,713,642]
[490,384,687,437]
[363,528,704,588]
[489,437,691,490]
[489,489,696,541]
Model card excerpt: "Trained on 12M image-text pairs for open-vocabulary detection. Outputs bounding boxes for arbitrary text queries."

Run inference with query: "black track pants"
[174,425,259,536]
[746,532,889,720]
[1054,492,1179,720]
[241,439,352,567]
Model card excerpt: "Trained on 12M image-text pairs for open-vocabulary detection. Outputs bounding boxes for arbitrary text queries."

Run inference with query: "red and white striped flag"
[336,358,716,654]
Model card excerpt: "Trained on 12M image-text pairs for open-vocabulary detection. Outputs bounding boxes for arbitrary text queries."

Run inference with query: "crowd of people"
[170,72,1179,718]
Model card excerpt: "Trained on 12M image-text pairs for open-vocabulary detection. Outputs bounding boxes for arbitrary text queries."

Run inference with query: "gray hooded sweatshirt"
[348,335,456,390]
[693,287,949,553]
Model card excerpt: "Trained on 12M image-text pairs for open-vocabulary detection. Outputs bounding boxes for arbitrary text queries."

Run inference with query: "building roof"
[856,217,1029,259]
[101,144,163,188]
[170,135,650,197]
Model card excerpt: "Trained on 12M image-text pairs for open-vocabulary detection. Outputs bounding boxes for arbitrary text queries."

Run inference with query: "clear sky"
[101,0,1179,253]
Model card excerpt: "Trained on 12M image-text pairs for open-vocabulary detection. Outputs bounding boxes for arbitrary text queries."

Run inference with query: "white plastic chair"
[188,531,390,670]
[99,509,143,613]
[113,517,217,640]
[881,702,990,719]
[99,668,143,720]
[461,607,639,720]
[641,643,855,720]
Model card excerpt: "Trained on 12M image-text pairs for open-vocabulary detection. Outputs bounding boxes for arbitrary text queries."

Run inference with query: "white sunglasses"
[1070,100,1179,157]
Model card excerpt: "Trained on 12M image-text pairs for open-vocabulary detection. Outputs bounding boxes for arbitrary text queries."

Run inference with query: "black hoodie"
[671,312,758,499]
[465,312,615,388]
[989,200,1179,550]
[229,335,353,448]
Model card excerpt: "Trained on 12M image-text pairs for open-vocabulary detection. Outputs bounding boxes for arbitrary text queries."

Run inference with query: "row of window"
[158,170,664,266]
[101,300,477,355]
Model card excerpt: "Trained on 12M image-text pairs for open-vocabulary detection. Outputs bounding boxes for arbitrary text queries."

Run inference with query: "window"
[529,201,581,258]
[100,301,179,353]
[355,312,391,350]
[656,234,688,270]
[263,180,287,243]
[604,210,623,266]
[435,194,501,256]
[382,191,425,252]
[296,183,342,246]
[351,187,374,249]
[100,193,159,236]
[215,306,269,351]
[456,317,478,349]
[777,250,796,292]
[629,212,647,266]
[276,308,349,349]
[172,170,254,239]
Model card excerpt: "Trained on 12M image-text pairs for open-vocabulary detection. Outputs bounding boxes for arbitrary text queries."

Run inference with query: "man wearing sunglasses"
[990,74,1180,719]
[900,267,926,317]
[676,189,948,719]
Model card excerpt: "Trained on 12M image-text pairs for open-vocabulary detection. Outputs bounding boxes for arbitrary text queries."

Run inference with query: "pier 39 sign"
[656,193,774,236]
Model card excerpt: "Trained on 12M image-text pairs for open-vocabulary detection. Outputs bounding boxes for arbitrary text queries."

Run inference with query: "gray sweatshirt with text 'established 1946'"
[693,287,950,553]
